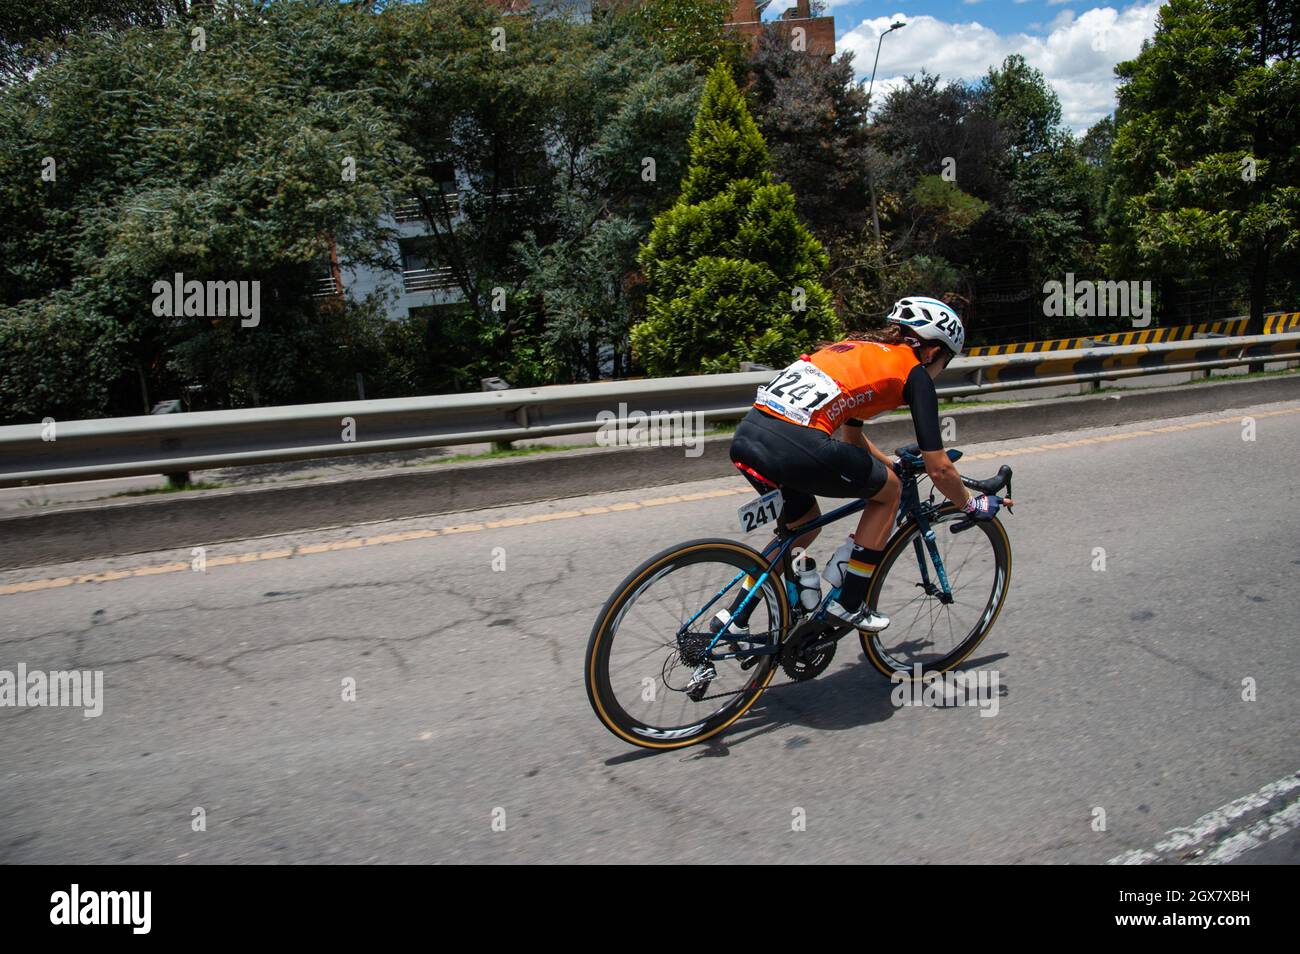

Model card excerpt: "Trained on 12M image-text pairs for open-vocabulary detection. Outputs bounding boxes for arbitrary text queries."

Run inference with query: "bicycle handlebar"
[952,465,1013,534]
[961,464,1013,497]
[894,450,1015,533]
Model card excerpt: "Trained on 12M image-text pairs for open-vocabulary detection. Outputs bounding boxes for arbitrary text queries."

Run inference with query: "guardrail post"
[151,400,191,488]
[1077,340,1104,393]
[1192,332,1226,379]
[481,377,515,452]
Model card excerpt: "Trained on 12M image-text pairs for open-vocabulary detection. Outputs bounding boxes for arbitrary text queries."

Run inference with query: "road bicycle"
[584,442,1014,750]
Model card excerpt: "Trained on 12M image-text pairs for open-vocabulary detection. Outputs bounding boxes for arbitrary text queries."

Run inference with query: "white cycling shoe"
[710,609,749,641]
[826,599,891,633]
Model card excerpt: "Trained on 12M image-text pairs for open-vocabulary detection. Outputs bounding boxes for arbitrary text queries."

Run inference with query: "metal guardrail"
[1,333,1297,487]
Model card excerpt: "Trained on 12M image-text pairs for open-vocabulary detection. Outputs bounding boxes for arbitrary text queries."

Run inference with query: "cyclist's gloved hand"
[962,494,1003,521]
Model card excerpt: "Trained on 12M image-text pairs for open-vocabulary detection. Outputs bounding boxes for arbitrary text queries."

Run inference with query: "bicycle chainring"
[779,618,843,682]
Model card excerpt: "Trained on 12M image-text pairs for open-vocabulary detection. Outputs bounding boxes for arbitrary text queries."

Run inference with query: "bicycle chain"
[685,620,835,700]
[692,673,809,702]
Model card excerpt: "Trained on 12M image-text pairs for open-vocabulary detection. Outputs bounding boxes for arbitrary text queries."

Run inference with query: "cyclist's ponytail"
[813,324,918,351]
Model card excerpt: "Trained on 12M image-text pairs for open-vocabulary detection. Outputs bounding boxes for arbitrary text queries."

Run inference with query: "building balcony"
[312,274,341,299]
[394,193,461,223]
[402,266,459,294]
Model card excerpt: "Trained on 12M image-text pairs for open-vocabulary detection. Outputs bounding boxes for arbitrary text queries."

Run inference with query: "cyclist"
[727,297,1010,633]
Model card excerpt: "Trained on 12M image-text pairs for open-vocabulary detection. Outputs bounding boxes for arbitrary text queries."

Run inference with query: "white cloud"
[839,2,1162,132]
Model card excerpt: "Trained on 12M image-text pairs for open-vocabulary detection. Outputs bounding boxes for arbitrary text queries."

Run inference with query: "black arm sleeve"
[901,364,943,451]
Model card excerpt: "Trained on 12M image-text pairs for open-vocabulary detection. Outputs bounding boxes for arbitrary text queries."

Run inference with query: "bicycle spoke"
[867,509,1006,672]
[597,552,779,735]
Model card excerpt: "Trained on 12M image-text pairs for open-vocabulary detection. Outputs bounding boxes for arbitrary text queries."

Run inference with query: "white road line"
[1194,797,1300,865]
[1108,771,1300,865]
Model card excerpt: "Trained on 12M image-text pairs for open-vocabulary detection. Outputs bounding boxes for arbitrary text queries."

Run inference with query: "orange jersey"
[753,341,920,433]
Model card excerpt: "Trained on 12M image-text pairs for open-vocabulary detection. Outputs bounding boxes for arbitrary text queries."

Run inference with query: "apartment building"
[726,0,836,58]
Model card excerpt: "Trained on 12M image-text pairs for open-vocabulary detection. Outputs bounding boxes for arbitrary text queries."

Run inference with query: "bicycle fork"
[911,524,955,604]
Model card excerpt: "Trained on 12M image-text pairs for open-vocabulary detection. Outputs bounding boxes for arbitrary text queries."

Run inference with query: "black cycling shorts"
[729,407,889,522]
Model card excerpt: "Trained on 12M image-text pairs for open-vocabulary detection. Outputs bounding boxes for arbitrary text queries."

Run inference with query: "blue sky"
[765,0,1166,132]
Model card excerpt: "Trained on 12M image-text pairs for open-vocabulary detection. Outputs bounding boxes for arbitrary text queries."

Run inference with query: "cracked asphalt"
[1,398,1297,863]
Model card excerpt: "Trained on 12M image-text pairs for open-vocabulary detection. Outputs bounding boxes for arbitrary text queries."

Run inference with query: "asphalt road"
[1,398,1297,864]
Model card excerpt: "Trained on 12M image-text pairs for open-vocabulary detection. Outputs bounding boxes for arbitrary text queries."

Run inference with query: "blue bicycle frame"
[676,450,964,661]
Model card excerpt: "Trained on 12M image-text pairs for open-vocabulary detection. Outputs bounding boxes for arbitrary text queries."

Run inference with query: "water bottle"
[795,556,821,610]
[822,535,855,588]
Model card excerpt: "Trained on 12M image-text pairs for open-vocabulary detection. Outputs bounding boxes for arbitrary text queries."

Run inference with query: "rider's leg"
[853,467,900,551]
[837,468,901,612]
[721,494,820,632]
[788,501,822,556]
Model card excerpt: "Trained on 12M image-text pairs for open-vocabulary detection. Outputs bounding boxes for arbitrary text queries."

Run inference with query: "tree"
[1078,115,1115,240]
[745,26,872,247]
[633,62,839,375]
[0,1,416,421]
[375,2,702,386]
[838,72,999,328]
[626,0,746,72]
[373,0,566,338]
[1107,0,1300,338]
[513,47,701,382]
[844,54,1113,343]
[0,0,187,83]
[0,288,131,423]
[973,55,1090,284]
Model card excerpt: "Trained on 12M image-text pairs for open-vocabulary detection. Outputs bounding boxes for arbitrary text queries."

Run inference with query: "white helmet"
[886,296,965,356]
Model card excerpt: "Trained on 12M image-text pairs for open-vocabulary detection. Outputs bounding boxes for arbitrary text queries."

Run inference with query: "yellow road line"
[3,407,1298,597]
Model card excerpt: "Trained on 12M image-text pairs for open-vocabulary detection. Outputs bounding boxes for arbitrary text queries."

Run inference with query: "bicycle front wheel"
[861,505,1011,678]
[585,539,791,750]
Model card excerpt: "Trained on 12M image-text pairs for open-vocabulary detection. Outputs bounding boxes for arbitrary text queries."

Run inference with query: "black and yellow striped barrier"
[958,331,1300,390]
[967,312,1300,357]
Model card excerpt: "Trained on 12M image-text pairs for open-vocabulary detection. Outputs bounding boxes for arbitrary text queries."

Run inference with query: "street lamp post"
[864,20,905,244]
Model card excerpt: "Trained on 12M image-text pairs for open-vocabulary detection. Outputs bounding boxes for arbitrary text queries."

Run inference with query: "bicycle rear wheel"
[860,506,1011,678]
[585,539,791,750]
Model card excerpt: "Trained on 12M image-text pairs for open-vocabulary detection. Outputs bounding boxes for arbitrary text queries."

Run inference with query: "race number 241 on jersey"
[754,360,841,426]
